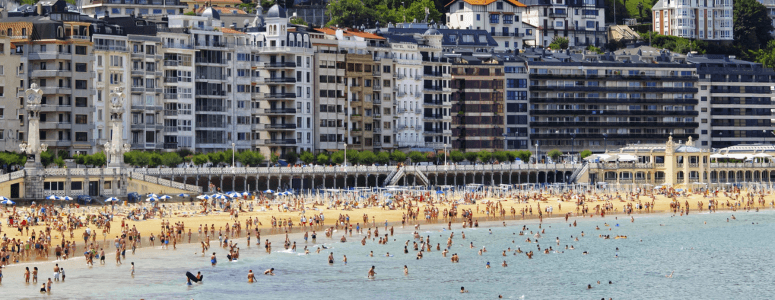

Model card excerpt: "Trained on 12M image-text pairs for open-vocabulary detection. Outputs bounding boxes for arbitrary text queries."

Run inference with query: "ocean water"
[3,211,775,299]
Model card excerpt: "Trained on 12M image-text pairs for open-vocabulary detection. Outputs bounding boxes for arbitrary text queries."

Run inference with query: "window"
[490,14,499,24]
[75,63,87,72]
[75,132,88,142]
[75,114,87,124]
[75,46,86,55]
[75,80,87,89]
[75,97,87,107]
[458,2,464,9]
[504,15,513,24]
[476,14,480,21]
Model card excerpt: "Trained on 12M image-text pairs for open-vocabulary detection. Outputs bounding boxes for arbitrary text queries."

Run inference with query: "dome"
[266,4,286,18]
[201,7,220,20]
[423,28,439,35]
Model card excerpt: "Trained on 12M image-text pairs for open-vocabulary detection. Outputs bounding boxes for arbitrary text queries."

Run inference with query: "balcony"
[131,69,144,76]
[164,143,178,149]
[423,71,442,78]
[255,139,297,145]
[262,77,296,83]
[548,12,568,18]
[423,114,444,121]
[265,62,297,68]
[263,93,297,99]
[372,70,381,76]
[39,122,72,130]
[261,108,297,114]
[164,94,178,99]
[424,100,443,106]
[194,41,227,49]
[423,86,444,93]
[30,70,72,77]
[40,104,72,112]
[164,77,179,83]
[373,85,382,91]
[259,123,297,130]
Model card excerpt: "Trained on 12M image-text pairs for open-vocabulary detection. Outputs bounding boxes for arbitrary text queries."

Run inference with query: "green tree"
[285,151,299,165]
[477,151,492,163]
[177,149,194,158]
[464,152,479,163]
[346,150,360,165]
[405,0,443,24]
[54,157,65,168]
[515,150,532,163]
[254,152,266,165]
[41,150,54,167]
[548,36,569,50]
[300,151,316,164]
[331,151,345,165]
[134,152,151,167]
[161,152,183,168]
[450,150,465,163]
[326,0,378,28]
[193,154,209,166]
[547,149,563,162]
[734,0,774,56]
[208,152,226,166]
[360,150,376,165]
[184,11,196,16]
[580,149,593,159]
[409,151,426,163]
[270,152,280,165]
[260,0,274,11]
[637,1,644,17]
[493,151,509,163]
[376,151,391,165]
[148,153,162,168]
[88,152,107,167]
[57,150,70,159]
[290,17,308,26]
[390,150,406,163]
[317,153,330,165]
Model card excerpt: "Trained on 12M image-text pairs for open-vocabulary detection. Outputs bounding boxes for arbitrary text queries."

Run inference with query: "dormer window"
[496,1,503,9]
[458,2,464,9]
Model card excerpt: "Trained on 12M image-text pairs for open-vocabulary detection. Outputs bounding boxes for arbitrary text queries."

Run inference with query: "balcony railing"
[264,93,297,99]
[265,62,297,68]
[263,108,297,114]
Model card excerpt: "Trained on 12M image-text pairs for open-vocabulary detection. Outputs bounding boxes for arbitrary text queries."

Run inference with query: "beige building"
[0,36,23,153]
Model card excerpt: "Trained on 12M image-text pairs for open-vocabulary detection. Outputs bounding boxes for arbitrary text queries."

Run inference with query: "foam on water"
[1,211,774,299]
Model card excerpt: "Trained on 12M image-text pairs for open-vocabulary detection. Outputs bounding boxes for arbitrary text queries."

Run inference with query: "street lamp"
[444,143,448,166]
[535,142,539,164]
[231,143,235,168]
[343,142,348,167]
[602,133,608,153]
[570,132,576,163]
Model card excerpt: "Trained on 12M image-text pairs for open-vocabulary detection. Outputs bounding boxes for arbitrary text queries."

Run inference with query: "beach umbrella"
[227,192,240,198]
[264,189,275,193]
[0,196,9,201]
[61,196,73,201]
[242,192,251,196]
[159,195,172,200]
[146,197,158,202]
[46,195,59,200]
[146,193,158,198]
[196,195,210,200]
[178,193,190,197]
[0,199,15,205]
[436,190,444,194]
[105,197,120,202]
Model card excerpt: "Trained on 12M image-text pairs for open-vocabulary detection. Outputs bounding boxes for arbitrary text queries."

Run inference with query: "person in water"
[247,270,255,282]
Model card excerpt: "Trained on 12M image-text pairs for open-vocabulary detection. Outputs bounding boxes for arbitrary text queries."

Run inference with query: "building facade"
[450,54,505,152]
[445,0,528,51]
[521,0,607,48]
[652,0,733,41]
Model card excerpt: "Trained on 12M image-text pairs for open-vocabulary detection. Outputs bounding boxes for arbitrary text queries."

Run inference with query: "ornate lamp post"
[21,83,46,168]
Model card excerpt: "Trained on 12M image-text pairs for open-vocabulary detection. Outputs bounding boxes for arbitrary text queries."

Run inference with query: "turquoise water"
[3,211,775,299]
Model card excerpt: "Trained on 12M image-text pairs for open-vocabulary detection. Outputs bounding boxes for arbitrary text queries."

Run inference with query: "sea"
[2,210,774,299]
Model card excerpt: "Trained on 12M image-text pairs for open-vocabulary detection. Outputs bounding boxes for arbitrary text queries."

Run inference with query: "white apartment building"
[158,29,196,151]
[445,0,529,51]
[92,31,129,149]
[388,37,424,148]
[652,0,734,41]
[522,0,607,48]
[81,0,187,18]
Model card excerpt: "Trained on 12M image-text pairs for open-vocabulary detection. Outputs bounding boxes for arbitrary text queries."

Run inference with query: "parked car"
[76,195,93,205]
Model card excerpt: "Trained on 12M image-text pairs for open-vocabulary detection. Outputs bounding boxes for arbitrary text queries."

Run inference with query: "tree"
[270,152,280,165]
[450,150,465,163]
[260,0,274,11]
[326,0,378,28]
[161,152,183,168]
[290,17,308,26]
[547,149,563,162]
[734,0,773,55]
[254,152,266,165]
[184,11,196,16]
[390,150,406,163]
[317,153,330,165]
[88,152,107,167]
[376,151,391,165]
[346,150,360,166]
[405,0,443,24]
[54,157,65,168]
[409,151,426,163]
[360,150,376,165]
[133,152,151,167]
[300,151,316,164]
[193,154,209,166]
[208,152,226,166]
[41,150,54,167]
[331,151,345,165]
[477,151,492,163]
[580,149,593,159]
[493,151,509,163]
[57,150,70,159]
[548,36,569,50]
[464,152,479,163]
[285,151,299,165]
[148,153,162,168]
[515,150,532,163]
[637,1,644,17]
[236,151,256,166]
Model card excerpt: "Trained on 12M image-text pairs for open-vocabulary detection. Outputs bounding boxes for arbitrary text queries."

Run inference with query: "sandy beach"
[1,186,768,250]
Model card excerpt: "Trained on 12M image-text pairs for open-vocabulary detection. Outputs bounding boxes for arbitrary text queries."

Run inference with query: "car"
[76,195,93,205]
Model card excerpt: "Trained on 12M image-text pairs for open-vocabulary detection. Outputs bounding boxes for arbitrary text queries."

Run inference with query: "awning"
[617,154,637,162]
[489,12,501,14]
[502,12,515,15]
[752,153,772,158]
[710,153,727,158]
[728,154,748,159]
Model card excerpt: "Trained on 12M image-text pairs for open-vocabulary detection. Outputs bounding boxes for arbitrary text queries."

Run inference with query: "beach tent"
[264,189,275,193]
[46,195,59,200]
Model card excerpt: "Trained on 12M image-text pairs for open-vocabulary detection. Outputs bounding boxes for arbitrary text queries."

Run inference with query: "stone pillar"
[20,84,47,200]
[107,88,129,168]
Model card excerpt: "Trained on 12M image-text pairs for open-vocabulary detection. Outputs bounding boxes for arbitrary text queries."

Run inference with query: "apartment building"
[387,35,424,148]
[523,48,699,157]
[311,30,347,152]
[127,34,165,151]
[365,31,395,151]
[445,0,530,51]
[500,54,530,150]
[652,0,733,41]
[0,36,23,153]
[81,0,187,17]
[1,6,98,156]
[521,0,607,48]
[157,24,197,151]
[247,5,315,156]
[688,55,775,148]
[419,27,452,151]
[450,54,506,152]
[93,18,134,150]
